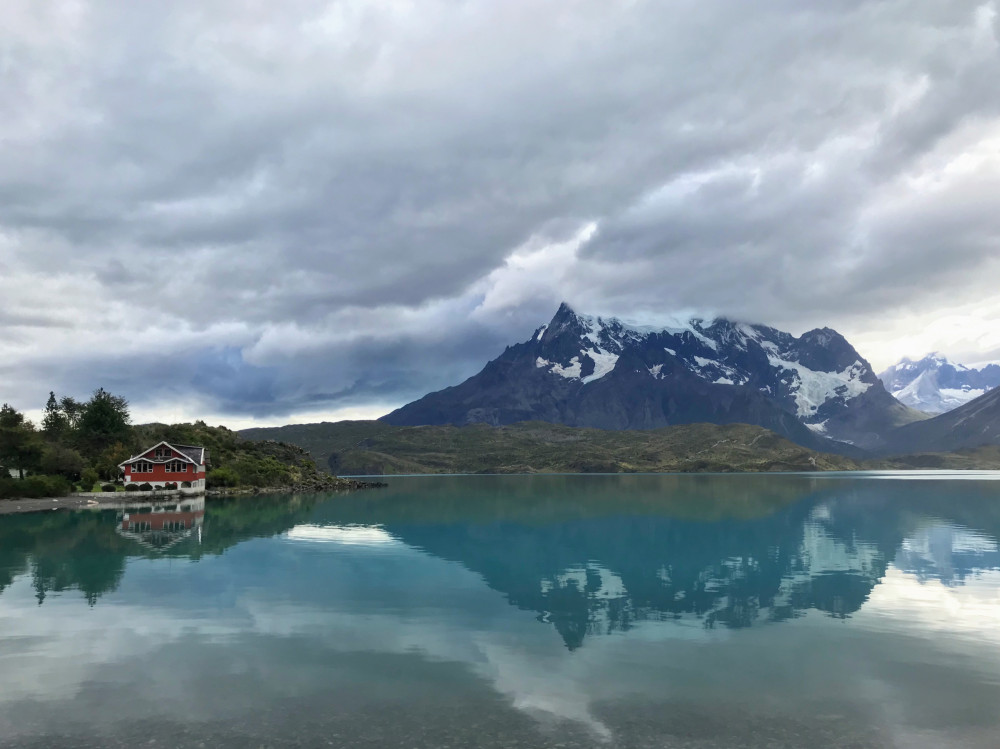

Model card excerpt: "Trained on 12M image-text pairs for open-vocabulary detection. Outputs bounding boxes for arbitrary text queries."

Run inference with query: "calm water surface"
[2,474,1000,748]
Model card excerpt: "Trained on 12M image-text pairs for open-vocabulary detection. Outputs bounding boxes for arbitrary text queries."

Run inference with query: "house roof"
[119,441,207,468]
[172,444,207,464]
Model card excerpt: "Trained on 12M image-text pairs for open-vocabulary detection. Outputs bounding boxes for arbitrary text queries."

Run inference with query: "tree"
[41,392,70,441]
[0,404,43,478]
[60,396,85,430]
[76,388,132,458]
[94,441,133,481]
[39,444,86,481]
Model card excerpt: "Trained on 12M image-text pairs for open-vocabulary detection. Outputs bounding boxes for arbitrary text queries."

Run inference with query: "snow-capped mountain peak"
[533,303,876,423]
[879,354,1000,415]
[384,303,924,453]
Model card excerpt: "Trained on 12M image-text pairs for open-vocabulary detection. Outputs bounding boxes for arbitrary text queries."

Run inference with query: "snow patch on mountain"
[536,356,582,380]
[768,357,871,418]
[940,387,987,403]
[537,349,618,384]
[581,348,620,384]
[682,328,718,351]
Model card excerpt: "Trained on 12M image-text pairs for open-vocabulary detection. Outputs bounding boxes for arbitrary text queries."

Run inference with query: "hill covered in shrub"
[1,388,372,497]
[242,420,864,474]
[134,421,369,490]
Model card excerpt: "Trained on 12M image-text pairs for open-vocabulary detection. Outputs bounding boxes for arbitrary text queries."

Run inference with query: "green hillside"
[134,421,375,490]
[240,420,864,474]
[878,445,1000,470]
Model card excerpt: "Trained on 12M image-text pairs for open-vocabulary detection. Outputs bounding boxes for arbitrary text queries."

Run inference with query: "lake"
[2,473,1000,748]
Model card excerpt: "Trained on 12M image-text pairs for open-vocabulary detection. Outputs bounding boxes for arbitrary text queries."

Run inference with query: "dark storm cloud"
[2,0,1000,420]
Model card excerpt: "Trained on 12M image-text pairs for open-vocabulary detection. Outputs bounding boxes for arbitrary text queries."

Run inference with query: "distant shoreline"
[0,478,386,515]
[5,468,1000,516]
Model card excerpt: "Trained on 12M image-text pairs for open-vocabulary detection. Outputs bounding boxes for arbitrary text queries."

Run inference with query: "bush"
[139,483,153,492]
[40,445,85,481]
[125,483,140,492]
[80,467,100,491]
[163,482,178,490]
[101,483,116,492]
[207,466,240,488]
[227,455,292,487]
[0,474,70,499]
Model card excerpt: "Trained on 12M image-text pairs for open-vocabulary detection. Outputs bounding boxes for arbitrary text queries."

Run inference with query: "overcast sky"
[3,0,1000,427]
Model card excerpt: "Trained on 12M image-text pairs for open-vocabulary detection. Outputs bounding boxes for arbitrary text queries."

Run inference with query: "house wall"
[123,471,207,492]
[126,463,204,482]
[124,465,205,490]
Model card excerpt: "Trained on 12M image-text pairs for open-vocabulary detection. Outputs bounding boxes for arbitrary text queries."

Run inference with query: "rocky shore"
[207,475,387,496]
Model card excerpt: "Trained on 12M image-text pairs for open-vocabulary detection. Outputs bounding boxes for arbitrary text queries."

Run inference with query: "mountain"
[879,354,1000,414]
[381,303,925,452]
[885,385,1000,455]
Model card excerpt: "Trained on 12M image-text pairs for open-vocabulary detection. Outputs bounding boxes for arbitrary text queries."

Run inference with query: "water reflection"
[302,476,1000,648]
[0,494,319,605]
[3,477,1000,645]
[2,475,1000,748]
[116,497,205,551]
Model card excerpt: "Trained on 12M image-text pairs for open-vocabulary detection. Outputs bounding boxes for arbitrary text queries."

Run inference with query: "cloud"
[2,0,1000,420]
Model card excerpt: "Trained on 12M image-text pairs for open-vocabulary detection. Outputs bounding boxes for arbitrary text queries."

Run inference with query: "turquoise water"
[2,474,1000,748]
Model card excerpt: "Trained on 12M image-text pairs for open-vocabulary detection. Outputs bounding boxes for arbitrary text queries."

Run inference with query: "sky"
[3,0,1000,428]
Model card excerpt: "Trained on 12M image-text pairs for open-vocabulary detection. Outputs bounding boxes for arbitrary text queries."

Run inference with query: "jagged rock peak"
[383,303,923,453]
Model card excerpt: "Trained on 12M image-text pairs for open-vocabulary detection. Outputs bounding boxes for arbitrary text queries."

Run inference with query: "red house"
[119,441,208,493]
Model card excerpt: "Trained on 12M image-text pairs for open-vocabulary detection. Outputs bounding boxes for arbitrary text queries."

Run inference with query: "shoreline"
[207,478,387,496]
[0,495,104,515]
[0,478,388,516]
[5,469,996,516]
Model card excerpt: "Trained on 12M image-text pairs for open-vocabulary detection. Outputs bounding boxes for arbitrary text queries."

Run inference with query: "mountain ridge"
[879,353,1000,414]
[883,385,1000,454]
[382,302,924,452]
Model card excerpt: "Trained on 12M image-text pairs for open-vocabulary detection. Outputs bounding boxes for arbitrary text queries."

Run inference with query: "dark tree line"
[0,388,133,491]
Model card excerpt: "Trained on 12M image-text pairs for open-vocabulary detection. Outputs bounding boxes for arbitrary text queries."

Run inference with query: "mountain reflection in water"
[3,475,999,645]
[2,474,1000,748]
